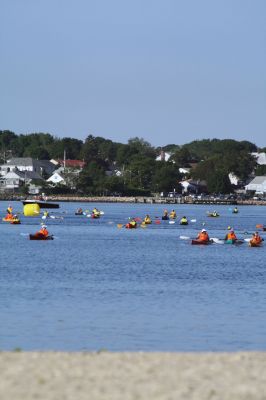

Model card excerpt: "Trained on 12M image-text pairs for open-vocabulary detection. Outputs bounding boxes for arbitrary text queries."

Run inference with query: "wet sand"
[1,352,266,399]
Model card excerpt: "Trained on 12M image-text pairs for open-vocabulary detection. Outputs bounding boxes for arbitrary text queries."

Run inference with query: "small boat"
[125,223,137,229]
[2,217,21,224]
[191,239,211,245]
[180,221,188,225]
[207,213,219,217]
[29,234,54,240]
[249,241,263,247]
[162,215,169,220]
[225,239,244,245]
[10,219,21,225]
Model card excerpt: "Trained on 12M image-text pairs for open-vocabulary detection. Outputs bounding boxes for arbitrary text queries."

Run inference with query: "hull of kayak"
[125,224,137,229]
[75,212,84,215]
[207,214,219,217]
[144,221,152,224]
[191,239,210,245]
[180,222,188,225]
[29,234,54,240]
[249,241,262,247]
[2,218,21,223]
[162,216,169,220]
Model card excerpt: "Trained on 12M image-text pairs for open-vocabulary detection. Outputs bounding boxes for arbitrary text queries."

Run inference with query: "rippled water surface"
[1,201,266,351]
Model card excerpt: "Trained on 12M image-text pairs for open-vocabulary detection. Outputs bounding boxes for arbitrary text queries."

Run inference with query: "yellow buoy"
[24,203,40,216]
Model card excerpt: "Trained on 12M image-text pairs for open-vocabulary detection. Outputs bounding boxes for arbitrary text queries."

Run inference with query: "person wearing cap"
[37,224,49,238]
[197,228,210,242]
[224,229,237,242]
[249,232,263,246]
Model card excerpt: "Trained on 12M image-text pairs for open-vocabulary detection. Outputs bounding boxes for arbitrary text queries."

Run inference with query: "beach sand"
[1,352,266,399]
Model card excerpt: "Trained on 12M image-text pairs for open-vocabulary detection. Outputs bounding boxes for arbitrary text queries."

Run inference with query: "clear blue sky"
[1,0,265,147]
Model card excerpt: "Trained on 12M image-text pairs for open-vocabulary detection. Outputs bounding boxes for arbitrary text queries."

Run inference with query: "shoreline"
[1,351,266,399]
[0,194,265,206]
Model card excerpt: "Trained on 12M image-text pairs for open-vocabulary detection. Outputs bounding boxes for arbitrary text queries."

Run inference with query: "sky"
[1,0,266,148]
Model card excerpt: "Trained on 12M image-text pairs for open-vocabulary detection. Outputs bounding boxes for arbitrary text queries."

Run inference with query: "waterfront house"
[245,176,266,194]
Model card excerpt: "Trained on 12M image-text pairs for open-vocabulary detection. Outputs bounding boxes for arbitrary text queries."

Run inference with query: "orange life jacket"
[198,232,209,241]
[227,232,237,240]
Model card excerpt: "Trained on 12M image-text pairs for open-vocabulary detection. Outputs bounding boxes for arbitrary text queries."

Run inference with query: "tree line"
[0,130,264,195]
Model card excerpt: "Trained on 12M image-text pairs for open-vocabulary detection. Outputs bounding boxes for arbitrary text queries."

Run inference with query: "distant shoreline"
[0,195,265,206]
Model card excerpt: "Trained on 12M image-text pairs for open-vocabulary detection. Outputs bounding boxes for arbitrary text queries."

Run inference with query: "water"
[1,201,266,351]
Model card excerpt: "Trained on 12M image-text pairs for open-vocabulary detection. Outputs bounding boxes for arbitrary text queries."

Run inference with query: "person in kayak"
[169,210,176,219]
[224,229,237,242]
[162,209,169,220]
[37,224,49,238]
[212,210,218,217]
[7,204,13,214]
[180,216,188,225]
[233,207,238,213]
[249,232,263,246]
[143,215,152,224]
[197,229,210,242]
[92,208,100,217]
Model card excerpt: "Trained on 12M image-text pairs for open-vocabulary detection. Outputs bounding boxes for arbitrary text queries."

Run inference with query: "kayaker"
[92,208,100,217]
[233,207,238,213]
[212,210,218,217]
[169,210,176,219]
[162,210,169,220]
[43,210,50,218]
[249,232,263,246]
[224,229,237,242]
[144,215,151,224]
[128,218,137,228]
[37,224,49,238]
[7,205,13,214]
[180,216,188,225]
[197,229,210,242]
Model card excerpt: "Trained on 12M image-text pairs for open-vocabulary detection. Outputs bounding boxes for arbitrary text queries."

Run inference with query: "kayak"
[125,223,137,229]
[225,239,244,245]
[191,239,211,245]
[143,220,152,224]
[2,217,21,224]
[180,221,188,225]
[91,214,100,219]
[29,234,54,240]
[10,219,21,224]
[162,216,169,220]
[249,241,263,247]
[75,212,84,215]
[207,213,219,217]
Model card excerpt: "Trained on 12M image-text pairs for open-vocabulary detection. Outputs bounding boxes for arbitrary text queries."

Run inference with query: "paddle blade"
[169,221,175,224]
[190,219,197,223]
[179,236,190,240]
[256,224,263,228]
[155,220,161,224]
[117,224,123,229]
[135,217,142,222]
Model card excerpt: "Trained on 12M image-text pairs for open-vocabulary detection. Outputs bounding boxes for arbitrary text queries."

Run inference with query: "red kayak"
[29,234,54,240]
[191,239,211,245]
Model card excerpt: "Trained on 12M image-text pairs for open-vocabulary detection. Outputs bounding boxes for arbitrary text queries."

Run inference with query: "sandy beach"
[1,352,266,400]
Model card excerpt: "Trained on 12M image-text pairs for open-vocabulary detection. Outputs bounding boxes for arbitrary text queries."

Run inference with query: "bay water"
[1,201,266,351]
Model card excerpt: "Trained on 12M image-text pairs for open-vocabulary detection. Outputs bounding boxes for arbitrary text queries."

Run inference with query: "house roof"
[252,152,266,165]
[7,157,34,166]
[57,159,86,168]
[246,176,266,185]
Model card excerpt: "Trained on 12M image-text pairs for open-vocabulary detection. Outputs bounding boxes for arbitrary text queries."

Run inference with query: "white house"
[245,176,266,194]
[47,172,66,185]
[228,172,240,186]
[251,152,266,165]
[156,151,171,162]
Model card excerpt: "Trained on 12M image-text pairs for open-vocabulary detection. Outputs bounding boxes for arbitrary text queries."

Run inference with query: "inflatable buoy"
[24,203,40,217]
